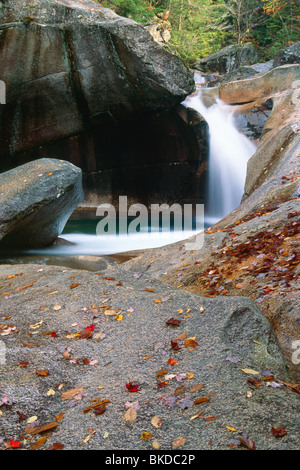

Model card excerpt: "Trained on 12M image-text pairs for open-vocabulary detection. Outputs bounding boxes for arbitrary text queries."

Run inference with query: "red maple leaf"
[126,382,141,392]
[10,440,21,448]
[85,324,96,332]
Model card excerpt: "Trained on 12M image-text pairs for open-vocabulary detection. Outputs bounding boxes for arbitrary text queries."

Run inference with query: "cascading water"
[183,80,257,227]
[1,73,257,267]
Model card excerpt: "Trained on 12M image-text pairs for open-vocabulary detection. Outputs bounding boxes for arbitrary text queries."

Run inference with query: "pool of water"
[0,212,206,270]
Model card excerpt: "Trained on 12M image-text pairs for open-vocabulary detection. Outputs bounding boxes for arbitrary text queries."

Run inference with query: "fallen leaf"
[31,422,58,435]
[184,338,198,348]
[152,440,161,449]
[29,436,47,450]
[94,404,107,415]
[126,382,141,393]
[124,408,137,424]
[226,426,237,432]
[166,318,182,326]
[15,281,36,292]
[35,369,49,377]
[82,400,110,413]
[141,432,154,441]
[189,384,203,393]
[193,397,210,405]
[241,368,259,375]
[70,283,80,289]
[151,416,163,429]
[168,358,178,366]
[172,436,186,449]
[9,440,21,448]
[271,426,288,438]
[47,442,64,450]
[61,388,85,401]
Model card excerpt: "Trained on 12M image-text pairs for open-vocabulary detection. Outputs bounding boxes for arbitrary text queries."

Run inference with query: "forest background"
[95,0,299,65]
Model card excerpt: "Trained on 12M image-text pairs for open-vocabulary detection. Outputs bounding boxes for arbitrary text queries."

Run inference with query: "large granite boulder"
[273,41,300,68]
[219,64,300,105]
[0,0,194,171]
[193,43,258,74]
[0,158,84,248]
[0,263,299,449]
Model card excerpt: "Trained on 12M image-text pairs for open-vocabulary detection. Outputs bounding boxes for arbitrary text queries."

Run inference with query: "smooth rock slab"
[0,264,299,450]
[0,158,84,248]
[219,64,300,104]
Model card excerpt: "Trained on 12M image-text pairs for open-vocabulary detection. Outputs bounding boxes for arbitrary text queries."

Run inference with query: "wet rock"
[0,158,84,248]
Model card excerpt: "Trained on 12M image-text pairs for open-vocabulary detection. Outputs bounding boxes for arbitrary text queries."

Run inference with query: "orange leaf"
[168,358,178,366]
[70,283,80,289]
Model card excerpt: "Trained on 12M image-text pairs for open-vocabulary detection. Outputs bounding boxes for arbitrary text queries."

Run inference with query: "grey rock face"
[193,44,258,74]
[0,263,299,449]
[273,41,300,67]
[0,158,84,248]
[0,0,194,164]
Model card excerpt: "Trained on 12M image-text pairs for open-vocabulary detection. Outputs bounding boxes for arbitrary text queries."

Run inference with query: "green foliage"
[253,1,300,60]
[95,0,299,64]
[99,0,163,23]
[167,0,230,64]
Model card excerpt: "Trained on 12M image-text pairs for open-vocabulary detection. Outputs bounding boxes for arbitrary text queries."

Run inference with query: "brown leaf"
[29,436,48,450]
[189,383,204,393]
[70,283,80,289]
[61,387,85,401]
[124,408,137,424]
[94,404,107,415]
[172,436,186,449]
[156,369,168,378]
[184,338,198,348]
[175,333,187,341]
[174,385,186,396]
[82,400,110,413]
[55,413,64,422]
[193,397,210,405]
[31,422,58,435]
[271,426,288,438]
[166,318,182,326]
[35,369,49,377]
[47,442,64,450]
[15,280,36,292]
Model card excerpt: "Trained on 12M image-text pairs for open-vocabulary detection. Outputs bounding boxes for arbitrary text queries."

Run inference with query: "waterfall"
[183,83,257,227]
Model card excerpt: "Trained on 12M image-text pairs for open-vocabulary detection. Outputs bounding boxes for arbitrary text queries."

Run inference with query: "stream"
[1,73,257,270]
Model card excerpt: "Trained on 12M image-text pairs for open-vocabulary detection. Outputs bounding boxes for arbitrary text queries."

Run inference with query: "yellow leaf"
[226,426,237,432]
[115,315,123,321]
[27,415,38,424]
[241,368,259,375]
[141,432,154,441]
